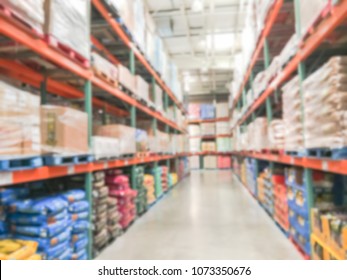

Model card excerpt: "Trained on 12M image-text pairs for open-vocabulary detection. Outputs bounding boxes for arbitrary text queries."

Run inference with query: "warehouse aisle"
[97,171,301,260]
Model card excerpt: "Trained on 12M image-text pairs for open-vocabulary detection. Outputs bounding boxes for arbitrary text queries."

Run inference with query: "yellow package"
[0,239,38,260]
[26,254,42,260]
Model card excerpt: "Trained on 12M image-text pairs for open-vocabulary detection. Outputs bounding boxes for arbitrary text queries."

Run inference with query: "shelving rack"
[0,1,189,260]
[230,0,347,259]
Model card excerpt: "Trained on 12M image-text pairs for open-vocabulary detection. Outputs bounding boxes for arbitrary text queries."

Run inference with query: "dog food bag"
[9,209,68,226]
[61,190,86,203]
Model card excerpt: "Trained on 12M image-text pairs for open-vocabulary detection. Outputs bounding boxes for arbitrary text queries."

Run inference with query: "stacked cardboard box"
[200,104,215,120]
[217,138,231,152]
[92,137,119,160]
[203,156,217,169]
[91,52,118,83]
[201,123,215,136]
[0,81,41,156]
[189,155,200,169]
[216,122,229,135]
[216,103,229,118]
[201,141,216,152]
[268,120,285,150]
[217,156,231,169]
[118,64,136,94]
[188,104,200,120]
[150,84,163,113]
[135,75,150,103]
[188,125,201,137]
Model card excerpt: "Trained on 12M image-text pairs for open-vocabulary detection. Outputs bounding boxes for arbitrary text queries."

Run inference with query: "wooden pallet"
[0,3,43,38]
[45,34,90,68]
[93,68,118,87]
[43,154,93,166]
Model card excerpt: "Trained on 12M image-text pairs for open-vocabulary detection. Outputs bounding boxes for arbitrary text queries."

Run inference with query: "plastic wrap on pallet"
[41,105,88,155]
[44,0,90,59]
[302,56,347,149]
[135,75,150,103]
[105,0,134,35]
[118,64,136,94]
[268,119,285,150]
[150,84,163,113]
[91,52,118,83]
[0,81,41,156]
[203,156,217,169]
[2,0,45,32]
[251,117,269,151]
[145,29,155,66]
[92,136,119,160]
[282,76,303,151]
[216,102,229,118]
[299,0,329,38]
[95,125,136,155]
[200,104,215,120]
[133,0,145,52]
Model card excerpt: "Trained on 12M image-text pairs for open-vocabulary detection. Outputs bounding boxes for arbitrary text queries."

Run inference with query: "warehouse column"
[129,49,137,194]
[294,0,314,218]
[84,80,93,259]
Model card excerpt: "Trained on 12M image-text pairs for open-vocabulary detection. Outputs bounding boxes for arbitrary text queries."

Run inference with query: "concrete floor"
[97,170,302,260]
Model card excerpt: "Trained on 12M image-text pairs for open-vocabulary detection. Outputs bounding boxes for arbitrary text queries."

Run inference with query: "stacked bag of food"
[161,166,169,192]
[0,239,41,260]
[132,166,147,215]
[107,170,137,229]
[149,167,162,198]
[62,190,89,260]
[92,172,109,256]
[8,194,71,260]
[91,52,118,84]
[170,173,178,186]
[107,197,122,241]
[143,174,156,205]
[268,119,285,150]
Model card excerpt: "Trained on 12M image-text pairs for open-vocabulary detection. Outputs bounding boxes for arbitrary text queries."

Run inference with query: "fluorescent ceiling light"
[206,33,235,51]
[191,0,204,12]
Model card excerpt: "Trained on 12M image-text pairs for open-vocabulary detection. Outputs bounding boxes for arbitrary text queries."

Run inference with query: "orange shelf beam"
[4,154,188,186]
[91,35,121,65]
[190,134,232,139]
[188,152,232,156]
[231,151,347,175]
[231,0,284,112]
[188,117,229,124]
[92,0,187,115]
[235,1,347,128]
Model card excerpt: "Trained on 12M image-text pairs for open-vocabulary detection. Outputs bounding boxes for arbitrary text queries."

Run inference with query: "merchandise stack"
[189,138,201,152]
[201,123,215,136]
[272,171,289,232]
[246,159,257,196]
[216,103,229,118]
[268,120,285,151]
[161,166,169,192]
[107,170,137,229]
[216,122,230,135]
[130,166,147,215]
[92,172,109,256]
[188,104,200,120]
[189,156,200,169]
[143,174,156,205]
[200,104,215,120]
[217,138,231,152]
[257,168,273,215]
[107,197,122,241]
[169,173,178,187]
[0,239,41,260]
[201,142,216,152]
[188,125,201,137]
[217,156,231,169]
[203,156,217,169]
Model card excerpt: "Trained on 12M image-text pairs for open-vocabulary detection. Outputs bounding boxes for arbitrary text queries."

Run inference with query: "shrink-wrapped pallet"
[150,84,163,113]
[201,123,215,136]
[136,129,148,152]
[92,137,120,160]
[216,102,229,118]
[0,81,41,156]
[105,0,134,35]
[95,125,136,155]
[217,138,231,152]
[201,141,216,152]
[44,0,90,59]
[250,117,269,151]
[216,122,230,135]
[41,105,88,155]
[91,52,118,84]
[299,0,328,38]
[135,75,150,103]
[188,104,200,120]
[2,0,45,32]
[189,138,201,153]
[200,104,215,120]
[188,125,200,137]
[268,119,285,150]
[303,56,347,149]
[118,64,136,94]
[189,156,200,169]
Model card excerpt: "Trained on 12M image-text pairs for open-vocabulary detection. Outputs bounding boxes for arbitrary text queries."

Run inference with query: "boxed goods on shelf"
[249,117,269,151]
[44,0,90,59]
[133,0,145,52]
[91,52,118,84]
[299,0,328,38]
[201,123,215,136]
[201,141,216,152]
[216,122,230,135]
[1,0,45,33]
[0,81,41,156]
[161,166,169,192]
[282,76,303,151]
[257,167,273,214]
[118,64,136,94]
[189,138,201,153]
[135,75,150,103]
[95,124,136,155]
[188,104,200,120]
[303,56,347,150]
[151,84,163,113]
[203,156,217,169]
[217,138,231,152]
[268,119,285,150]
[188,125,200,137]
[105,0,134,35]
[273,172,289,232]
[189,156,200,169]
[41,105,88,155]
[92,136,119,160]
[200,104,215,120]
[217,156,231,169]
[216,103,229,118]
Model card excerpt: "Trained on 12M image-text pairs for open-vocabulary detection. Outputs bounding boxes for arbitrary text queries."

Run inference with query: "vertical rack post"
[151,77,160,197]
[164,93,170,171]
[129,49,137,193]
[84,80,93,259]
[40,77,47,105]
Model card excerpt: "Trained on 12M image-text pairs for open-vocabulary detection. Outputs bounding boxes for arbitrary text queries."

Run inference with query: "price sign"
[67,165,75,175]
[0,172,13,186]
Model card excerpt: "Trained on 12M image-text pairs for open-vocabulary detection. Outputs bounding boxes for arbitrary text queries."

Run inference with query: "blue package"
[71,220,89,234]
[71,232,88,243]
[78,253,88,260]
[45,241,69,259]
[0,221,8,234]
[71,211,89,222]
[15,228,71,250]
[9,196,68,215]
[0,188,29,204]
[61,190,86,203]
[55,248,72,260]
[71,248,87,260]
[9,209,68,226]
[69,201,89,213]
[11,218,70,238]
[73,237,88,252]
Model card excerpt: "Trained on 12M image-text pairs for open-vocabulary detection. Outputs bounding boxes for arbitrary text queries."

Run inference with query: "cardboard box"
[216,103,229,118]
[91,52,118,82]
[189,156,200,169]
[118,64,136,94]
[41,105,88,154]
[135,75,150,102]
[92,136,119,160]
[44,0,90,59]
[204,156,217,169]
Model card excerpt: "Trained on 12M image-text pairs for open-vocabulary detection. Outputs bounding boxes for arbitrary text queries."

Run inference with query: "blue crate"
[0,156,43,171]
[288,198,309,218]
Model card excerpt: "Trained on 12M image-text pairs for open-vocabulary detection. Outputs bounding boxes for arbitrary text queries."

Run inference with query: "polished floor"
[97,170,301,260]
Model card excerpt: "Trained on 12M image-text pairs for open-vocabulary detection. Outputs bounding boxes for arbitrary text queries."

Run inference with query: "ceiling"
[146,0,245,97]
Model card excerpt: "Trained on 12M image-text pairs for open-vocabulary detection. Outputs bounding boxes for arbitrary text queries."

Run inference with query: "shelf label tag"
[104,162,109,169]
[322,161,328,171]
[67,166,75,175]
[0,172,13,186]
[125,160,129,166]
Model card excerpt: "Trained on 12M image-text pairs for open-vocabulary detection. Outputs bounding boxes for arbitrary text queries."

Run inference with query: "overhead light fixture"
[206,33,235,51]
[191,0,204,13]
